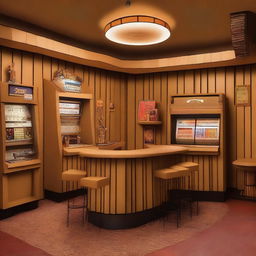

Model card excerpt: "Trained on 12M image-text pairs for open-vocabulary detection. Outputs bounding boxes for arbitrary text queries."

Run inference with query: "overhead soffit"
[0,0,256,61]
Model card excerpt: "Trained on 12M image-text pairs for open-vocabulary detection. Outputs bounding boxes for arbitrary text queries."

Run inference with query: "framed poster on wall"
[235,85,250,106]
[144,127,155,144]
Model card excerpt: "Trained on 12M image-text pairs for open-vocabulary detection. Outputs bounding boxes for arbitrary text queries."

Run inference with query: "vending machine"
[0,82,42,212]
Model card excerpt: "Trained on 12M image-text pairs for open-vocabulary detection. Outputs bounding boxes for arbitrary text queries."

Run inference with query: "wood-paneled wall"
[127,66,256,193]
[1,45,256,195]
[0,46,127,197]
[0,47,127,146]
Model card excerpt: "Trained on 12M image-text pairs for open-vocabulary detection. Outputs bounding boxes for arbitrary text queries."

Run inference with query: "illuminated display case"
[0,82,41,210]
[5,104,35,162]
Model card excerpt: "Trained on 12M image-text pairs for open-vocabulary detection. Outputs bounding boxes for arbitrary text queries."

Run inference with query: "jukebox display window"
[174,116,220,145]
[175,119,196,144]
[195,118,220,145]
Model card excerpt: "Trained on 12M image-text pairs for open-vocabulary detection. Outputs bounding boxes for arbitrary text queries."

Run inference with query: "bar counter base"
[0,201,38,220]
[44,189,85,202]
[88,205,165,229]
[88,191,226,229]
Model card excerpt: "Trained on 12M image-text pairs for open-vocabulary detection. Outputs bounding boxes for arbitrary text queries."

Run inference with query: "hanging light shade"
[104,15,171,46]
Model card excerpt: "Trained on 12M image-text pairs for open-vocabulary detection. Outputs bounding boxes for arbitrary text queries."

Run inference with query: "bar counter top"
[63,144,188,158]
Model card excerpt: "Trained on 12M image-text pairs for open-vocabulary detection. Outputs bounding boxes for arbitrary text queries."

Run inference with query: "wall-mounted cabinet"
[43,79,94,197]
[0,82,42,210]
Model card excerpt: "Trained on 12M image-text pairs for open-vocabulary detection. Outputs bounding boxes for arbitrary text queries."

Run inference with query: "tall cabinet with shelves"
[0,82,42,212]
[43,79,94,200]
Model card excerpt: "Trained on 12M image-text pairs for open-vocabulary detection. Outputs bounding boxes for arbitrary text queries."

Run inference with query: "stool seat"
[62,169,86,181]
[154,166,189,180]
[80,176,109,189]
[176,162,199,172]
[61,169,87,227]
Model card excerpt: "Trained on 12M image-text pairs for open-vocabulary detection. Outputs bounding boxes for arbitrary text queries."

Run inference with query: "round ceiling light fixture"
[104,15,171,46]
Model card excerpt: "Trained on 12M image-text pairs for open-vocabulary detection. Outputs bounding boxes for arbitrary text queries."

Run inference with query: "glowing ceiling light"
[104,15,171,46]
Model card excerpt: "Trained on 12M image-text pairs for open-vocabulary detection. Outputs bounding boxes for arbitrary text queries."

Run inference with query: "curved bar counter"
[63,145,188,229]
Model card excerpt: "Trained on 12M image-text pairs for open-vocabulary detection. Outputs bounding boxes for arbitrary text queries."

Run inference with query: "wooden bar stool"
[154,166,190,227]
[80,176,110,223]
[175,162,199,215]
[61,169,87,226]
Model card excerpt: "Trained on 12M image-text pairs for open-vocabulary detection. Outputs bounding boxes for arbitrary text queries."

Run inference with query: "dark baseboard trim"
[227,188,256,201]
[44,189,85,202]
[88,205,165,229]
[88,190,226,229]
[192,190,226,202]
[0,200,38,220]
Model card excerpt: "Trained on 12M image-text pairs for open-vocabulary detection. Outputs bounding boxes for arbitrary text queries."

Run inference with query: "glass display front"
[5,104,33,143]
[5,104,36,162]
[175,119,196,144]
[195,119,220,145]
[59,100,81,146]
[175,117,220,145]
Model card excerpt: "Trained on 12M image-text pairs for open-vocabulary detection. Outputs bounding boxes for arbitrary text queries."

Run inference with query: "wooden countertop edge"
[232,158,256,168]
[63,145,188,159]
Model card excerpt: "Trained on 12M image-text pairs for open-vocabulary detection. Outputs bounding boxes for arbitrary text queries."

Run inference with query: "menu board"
[195,119,220,145]
[175,117,220,145]
[5,104,33,142]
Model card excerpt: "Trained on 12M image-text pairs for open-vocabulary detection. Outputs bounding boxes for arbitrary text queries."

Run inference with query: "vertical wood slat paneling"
[135,75,144,149]
[113,74,121,142]
[126,65,255,195]
[167,73,178,144]
[34,54,43,197]
[1,48,12,82]
[12,50,22,84]
[153,73,162,145]
[22,52,33,85]
[2,44,256,206]
[161,73,168,144]
[252,65,256,159]
[216,68,226,191]
[127,76,136,149]
[235,67,245,189]
[225,67,236,187]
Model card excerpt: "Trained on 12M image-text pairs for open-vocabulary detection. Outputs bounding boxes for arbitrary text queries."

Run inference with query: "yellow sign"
[236,85,250,106]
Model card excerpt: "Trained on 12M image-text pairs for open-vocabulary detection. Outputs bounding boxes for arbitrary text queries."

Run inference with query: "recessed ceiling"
[0,0,256,60]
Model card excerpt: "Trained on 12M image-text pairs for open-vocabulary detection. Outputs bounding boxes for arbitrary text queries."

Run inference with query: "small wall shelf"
[138,121,162,125]
[58,92,93,100]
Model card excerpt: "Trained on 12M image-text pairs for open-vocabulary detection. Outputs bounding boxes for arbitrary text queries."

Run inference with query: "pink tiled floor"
[0,199,228,256]
[148,200,256,256]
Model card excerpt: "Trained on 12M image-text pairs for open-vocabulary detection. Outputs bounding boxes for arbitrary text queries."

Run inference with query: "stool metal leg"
[82,188,86,225]
[66,182,70,227]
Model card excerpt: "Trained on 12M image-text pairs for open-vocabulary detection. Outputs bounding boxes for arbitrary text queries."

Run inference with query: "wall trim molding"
[1,24,251,74]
